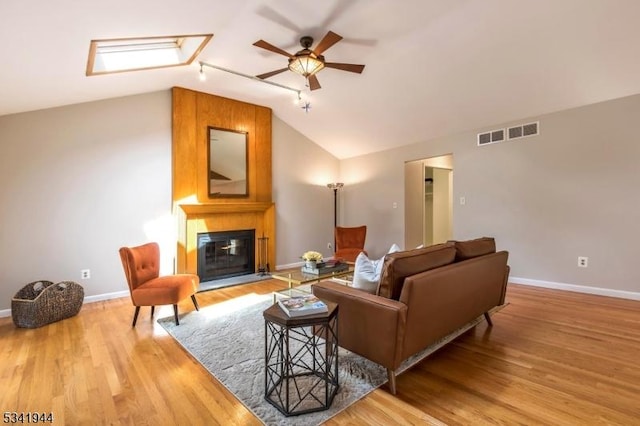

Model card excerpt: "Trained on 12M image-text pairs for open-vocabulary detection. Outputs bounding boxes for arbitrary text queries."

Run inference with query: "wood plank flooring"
[1,281,639,425]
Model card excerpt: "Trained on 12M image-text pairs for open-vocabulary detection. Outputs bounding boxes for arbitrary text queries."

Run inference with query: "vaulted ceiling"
[1,0,639,159]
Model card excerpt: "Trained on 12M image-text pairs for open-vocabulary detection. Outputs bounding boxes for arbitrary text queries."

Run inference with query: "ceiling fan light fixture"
[253,30,363,91]
[288,53,325,77]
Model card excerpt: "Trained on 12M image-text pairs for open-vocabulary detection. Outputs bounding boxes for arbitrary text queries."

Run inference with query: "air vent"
[508,126,522,139]
[478,133,491,145]
[523,122,538,136]
[508,121,539,140]
[477,128,505,146]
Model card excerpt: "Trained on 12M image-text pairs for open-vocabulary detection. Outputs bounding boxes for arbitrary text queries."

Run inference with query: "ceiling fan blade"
[313,31,343,55]
[256,5,302,33]
[308,74,321,91]
[324,62,365,74]
[320,0,358,29]
[256,68,289,80]
[253,40,293,58]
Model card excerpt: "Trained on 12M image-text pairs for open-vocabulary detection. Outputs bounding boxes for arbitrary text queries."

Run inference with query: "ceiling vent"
[508,121,539,140]
[477,129,505,146]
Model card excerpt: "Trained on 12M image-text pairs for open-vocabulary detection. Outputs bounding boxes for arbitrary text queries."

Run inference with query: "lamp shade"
[289,52,325,77]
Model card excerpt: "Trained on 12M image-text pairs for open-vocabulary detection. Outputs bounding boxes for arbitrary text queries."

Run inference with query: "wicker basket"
[12,280,84,328]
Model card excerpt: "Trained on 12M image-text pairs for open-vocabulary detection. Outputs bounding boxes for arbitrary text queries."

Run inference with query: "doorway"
[404,154,453,249]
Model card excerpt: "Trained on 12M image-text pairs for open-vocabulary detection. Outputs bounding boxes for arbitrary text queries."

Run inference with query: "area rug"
[158,293,506,425]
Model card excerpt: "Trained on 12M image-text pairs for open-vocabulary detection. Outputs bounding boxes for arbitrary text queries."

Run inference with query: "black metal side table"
[263,301,339,416]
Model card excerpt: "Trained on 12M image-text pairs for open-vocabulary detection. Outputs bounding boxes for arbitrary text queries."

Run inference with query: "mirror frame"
[207,126,249,198]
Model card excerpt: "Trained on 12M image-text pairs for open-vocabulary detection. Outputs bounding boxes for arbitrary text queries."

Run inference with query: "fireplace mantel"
[179,202,274,215]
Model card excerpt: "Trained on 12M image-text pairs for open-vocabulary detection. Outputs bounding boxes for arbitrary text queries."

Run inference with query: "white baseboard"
[83,290,129,303]
[0,290,130,319]
[510,276,640,301]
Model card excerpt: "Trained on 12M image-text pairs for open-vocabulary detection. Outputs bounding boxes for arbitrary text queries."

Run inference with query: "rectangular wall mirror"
[208,127,248,197]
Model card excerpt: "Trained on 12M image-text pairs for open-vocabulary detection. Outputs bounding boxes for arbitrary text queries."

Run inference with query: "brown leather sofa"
[312,237,509,394]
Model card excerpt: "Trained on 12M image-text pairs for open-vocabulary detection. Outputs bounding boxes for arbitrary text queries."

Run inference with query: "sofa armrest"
[501,264,511,305]
[398,250,509,359]
[312,281,408,371]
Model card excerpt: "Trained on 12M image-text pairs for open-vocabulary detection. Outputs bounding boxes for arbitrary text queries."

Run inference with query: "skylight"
[86,34,212,76]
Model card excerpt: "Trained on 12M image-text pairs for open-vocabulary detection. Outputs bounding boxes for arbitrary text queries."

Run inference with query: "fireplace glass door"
[197,229,255,282]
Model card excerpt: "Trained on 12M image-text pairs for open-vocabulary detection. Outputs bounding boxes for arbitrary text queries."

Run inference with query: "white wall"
[341,94,640,296]
[0,91,173,310]
[272,116,340,266]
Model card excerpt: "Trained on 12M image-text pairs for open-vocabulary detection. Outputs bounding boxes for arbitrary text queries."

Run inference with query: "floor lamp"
[327,182,344,250]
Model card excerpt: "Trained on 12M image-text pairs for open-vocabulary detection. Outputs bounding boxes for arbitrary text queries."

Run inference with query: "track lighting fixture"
[198,61,299,96]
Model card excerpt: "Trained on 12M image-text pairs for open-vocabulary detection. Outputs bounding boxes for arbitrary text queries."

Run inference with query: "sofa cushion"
[352,244,400,294]
[451,237,496,261]
[377,244,456,300]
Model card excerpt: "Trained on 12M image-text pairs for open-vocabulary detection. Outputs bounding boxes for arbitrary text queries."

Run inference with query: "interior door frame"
[404,154,453,249]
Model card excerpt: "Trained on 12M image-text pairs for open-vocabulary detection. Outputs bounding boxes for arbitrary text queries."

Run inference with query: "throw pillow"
[351,244,400,294]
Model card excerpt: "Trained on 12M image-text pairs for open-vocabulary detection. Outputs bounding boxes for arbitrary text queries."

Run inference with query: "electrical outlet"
[460,196,466,205]
[81,269,91,279]
[578,257,588,268]
[327,242,333,250]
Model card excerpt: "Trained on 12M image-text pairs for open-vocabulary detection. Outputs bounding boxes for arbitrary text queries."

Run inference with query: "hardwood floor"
[1,281,639,425]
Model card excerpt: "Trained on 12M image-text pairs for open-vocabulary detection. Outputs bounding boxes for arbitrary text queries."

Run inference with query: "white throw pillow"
[351,244,400,294]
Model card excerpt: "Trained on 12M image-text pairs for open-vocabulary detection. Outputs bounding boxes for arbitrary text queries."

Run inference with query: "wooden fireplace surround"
[172,87,275,275]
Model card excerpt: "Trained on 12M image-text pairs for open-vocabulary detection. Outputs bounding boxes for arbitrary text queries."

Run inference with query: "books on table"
[277,294,328,317]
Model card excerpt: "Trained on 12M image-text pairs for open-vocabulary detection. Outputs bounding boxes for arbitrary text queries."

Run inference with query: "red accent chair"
[119,242,200,326]
[334,226,368,262]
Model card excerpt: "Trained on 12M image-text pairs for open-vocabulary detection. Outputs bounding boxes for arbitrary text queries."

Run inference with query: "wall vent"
[508,121,539,140]
[477,128,505,146]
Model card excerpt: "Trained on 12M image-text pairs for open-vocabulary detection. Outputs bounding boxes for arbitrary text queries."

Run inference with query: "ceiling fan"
[253,30,365,91]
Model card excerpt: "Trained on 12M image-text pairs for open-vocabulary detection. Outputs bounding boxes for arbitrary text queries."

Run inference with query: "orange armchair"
[119,242,200,327]
[334,226,368,263]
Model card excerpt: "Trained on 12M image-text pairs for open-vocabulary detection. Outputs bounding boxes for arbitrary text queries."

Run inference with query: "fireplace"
[197,229,255,282]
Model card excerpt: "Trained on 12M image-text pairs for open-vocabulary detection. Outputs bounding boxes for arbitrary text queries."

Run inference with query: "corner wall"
[272,116,340,265]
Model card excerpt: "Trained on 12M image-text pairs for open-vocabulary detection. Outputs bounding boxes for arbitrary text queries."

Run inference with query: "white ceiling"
[1,0,639,159]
